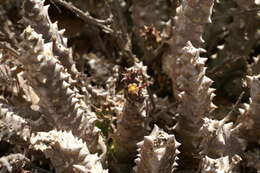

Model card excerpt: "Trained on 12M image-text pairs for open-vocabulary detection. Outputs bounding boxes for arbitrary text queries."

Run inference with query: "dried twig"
[225,91,245,122]
[50,0,113,33]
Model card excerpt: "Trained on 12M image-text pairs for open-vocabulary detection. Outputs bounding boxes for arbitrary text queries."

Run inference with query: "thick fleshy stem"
[200,118,242,158]
[0,103,31,144]
[114,62,152,170]
[18,26,100,153]
[200,155,242,173]
[172,42,216,164]
[163,0,215,84]
[199,118,243,172]
[237,75,260,143]
[134,125,181,173]
[21,0,78,77]
[30,130,108,173]
[160,2,223,169]
[131,0,172,30]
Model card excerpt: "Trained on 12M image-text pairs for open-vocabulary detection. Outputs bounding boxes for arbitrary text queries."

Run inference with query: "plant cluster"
[0,0,259,172]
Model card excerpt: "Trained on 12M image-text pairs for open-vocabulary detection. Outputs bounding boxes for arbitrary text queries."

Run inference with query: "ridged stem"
[172,42,216,162]
[114,62,151,170]
[163,0,215,77]
[134,125,181,173]
[18,26,100,152]
[21,0,78,77]
[237,75,260,143]
[0,103,31,144]
[30,130,107,173]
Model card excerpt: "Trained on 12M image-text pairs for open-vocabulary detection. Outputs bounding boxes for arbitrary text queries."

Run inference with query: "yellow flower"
[127,83,139,95]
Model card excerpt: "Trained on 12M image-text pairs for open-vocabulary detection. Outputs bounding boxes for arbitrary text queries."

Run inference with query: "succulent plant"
[0,0,259,172]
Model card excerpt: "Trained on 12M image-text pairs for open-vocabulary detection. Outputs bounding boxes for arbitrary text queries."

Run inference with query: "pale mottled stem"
[237,75,260,143]
[30,130,107,173]
[0,103,31,144]
[134,125,180,173]
[200,155,241,173]
[163,0,214,77]
[21,0,78,77]
[199,118,243,172]
[162,0,216,145]
[172,42,216,158]
[131,0,172,30]
[114,62,151,166]
[200,118,242,158]
[18,26,100,152]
